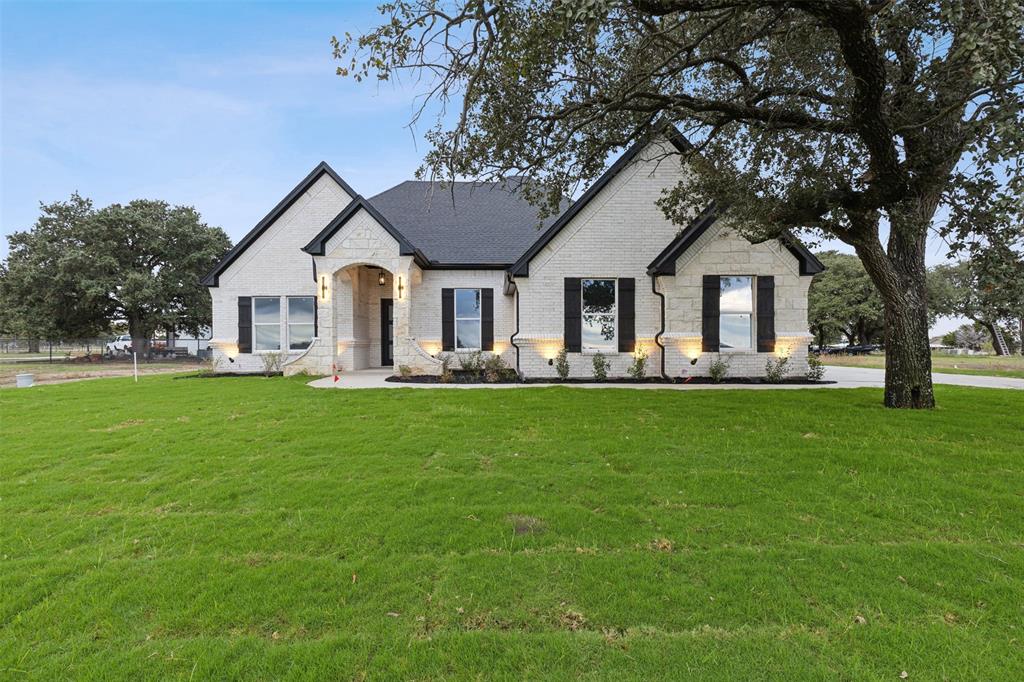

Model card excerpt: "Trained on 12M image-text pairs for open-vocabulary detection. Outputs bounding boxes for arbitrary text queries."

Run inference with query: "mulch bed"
[386,372,518,384]
[386,373,832,386]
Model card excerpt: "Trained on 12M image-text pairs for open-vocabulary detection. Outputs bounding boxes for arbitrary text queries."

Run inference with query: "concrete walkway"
[308,366,1024,390]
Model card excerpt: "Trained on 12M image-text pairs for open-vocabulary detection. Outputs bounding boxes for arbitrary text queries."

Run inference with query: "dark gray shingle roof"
[367,180,566,265]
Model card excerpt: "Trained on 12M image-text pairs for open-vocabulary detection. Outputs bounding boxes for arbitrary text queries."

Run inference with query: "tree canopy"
[0,195,230,354]
[808,251,885,347]
[929,251,1024,355]
[337,0,1024,408]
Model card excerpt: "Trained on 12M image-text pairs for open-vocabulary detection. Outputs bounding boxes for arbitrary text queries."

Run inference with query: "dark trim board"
[202,162,358,287]
[508,124,693,277]
[646,205,825,277]
[646,204,719,276]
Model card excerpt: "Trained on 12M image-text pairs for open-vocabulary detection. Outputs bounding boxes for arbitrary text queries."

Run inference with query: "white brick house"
[203,128,823,379]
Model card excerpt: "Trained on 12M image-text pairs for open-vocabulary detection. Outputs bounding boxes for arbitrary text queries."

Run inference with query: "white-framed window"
[253,297,281,351]
[720,276,754,350]
[287,296,316,350]
[455,288,482,350]
[581,278,616,350]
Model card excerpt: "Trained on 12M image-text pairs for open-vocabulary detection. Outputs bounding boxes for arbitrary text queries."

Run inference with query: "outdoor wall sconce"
[319,274,330,302]
[378,270,386,287]
[690,357,698,365]
[397,276,404,299]
[548,358,553,366]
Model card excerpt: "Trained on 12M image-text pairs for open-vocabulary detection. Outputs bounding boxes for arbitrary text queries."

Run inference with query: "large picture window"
[720,276,753,349]
[253,297,281,351]
[288,297,316,350]
[581,279,616,350]
[455,288,481,350]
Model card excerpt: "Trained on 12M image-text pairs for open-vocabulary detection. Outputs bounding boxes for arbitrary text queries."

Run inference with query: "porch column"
[391,257,418,370]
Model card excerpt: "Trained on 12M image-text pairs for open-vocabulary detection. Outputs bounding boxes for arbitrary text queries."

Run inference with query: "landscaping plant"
[554,346,569,381]
[591,352,609,381]
[765,357,791,384]
[260,352,284,377]
[707,357,729,384]
[627,346,648,381]
[806,354,826,382]
[482,353,511,383]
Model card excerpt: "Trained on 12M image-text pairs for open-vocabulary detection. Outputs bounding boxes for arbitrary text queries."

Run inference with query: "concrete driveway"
[309,366,1024,390]
[821,365,1024,390]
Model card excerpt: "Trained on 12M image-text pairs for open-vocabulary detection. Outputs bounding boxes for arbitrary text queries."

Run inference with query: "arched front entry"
[333,263,395,370]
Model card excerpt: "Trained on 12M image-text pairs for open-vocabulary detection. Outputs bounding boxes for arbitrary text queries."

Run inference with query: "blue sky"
[1,0,963,334]
[1,0,434,255]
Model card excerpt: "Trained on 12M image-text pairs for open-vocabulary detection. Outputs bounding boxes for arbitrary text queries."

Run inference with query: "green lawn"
[2,376,1022,680]
[822,352,1024,379]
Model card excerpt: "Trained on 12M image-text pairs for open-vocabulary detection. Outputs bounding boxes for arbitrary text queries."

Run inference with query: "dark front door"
[380,298,394,366]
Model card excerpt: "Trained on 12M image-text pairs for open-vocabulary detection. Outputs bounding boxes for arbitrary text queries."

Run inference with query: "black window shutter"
[238,296,252,353]
[757,276,776,353]
[564,278,581,352]
[618,278,635,353]
[481,289,494,351]
[701,275,720,352]
[441,288,455,351]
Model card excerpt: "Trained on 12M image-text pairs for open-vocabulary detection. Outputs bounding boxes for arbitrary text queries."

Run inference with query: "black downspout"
[651,275,668,381]
[508,276,522,380]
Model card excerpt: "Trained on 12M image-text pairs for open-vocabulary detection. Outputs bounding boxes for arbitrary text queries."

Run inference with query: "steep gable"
[202,162,356,286]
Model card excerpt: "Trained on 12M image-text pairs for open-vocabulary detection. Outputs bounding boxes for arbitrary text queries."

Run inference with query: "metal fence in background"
[0,336,213,363]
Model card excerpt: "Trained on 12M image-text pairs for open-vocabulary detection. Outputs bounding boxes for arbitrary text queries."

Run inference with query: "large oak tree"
[335,0,1023,407]
[1,195,230,357]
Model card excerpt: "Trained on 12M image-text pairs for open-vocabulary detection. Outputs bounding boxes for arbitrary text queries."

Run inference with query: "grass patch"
[822,352,1024,379]
[2,376,1022,679]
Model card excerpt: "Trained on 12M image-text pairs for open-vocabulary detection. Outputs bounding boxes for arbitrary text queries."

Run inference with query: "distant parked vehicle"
[843,344,882,355]
[106,335,133,354]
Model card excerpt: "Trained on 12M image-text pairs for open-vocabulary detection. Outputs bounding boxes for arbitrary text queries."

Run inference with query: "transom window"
[581,279,616,350]
[287,297,316,350]
[719,276,753,350]
[253,297,281,351]
[455,288,481,350]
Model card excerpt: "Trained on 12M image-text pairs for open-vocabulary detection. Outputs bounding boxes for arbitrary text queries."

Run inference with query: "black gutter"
[508,276,522,379]
[651,275,668,381]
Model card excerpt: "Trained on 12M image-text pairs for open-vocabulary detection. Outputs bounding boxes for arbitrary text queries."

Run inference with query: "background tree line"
[810,248,1024,354]
[0,194,230,357]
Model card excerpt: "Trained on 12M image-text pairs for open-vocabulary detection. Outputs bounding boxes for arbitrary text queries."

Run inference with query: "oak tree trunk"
[854,202,937,409]
[28,338,40,353]
[128,316,150,361]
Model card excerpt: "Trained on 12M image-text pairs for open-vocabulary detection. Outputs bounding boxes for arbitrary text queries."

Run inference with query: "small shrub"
[708,357,729,383]
[483,353,510,382]
[591,352,610,381]
[458,350,484,375]
[260,352,284,377]
[554,346,570,380]
[627,346,648,380]
[198,355,223,377]
[398,364,413,378]
[438,353,454,383]
[806,353,825,382]
[765,356,791,383]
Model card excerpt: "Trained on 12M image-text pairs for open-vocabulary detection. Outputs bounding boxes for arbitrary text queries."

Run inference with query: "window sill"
[580,349,619,356]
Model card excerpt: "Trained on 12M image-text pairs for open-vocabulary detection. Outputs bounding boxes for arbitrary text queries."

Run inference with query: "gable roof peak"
[201,160,359,287]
